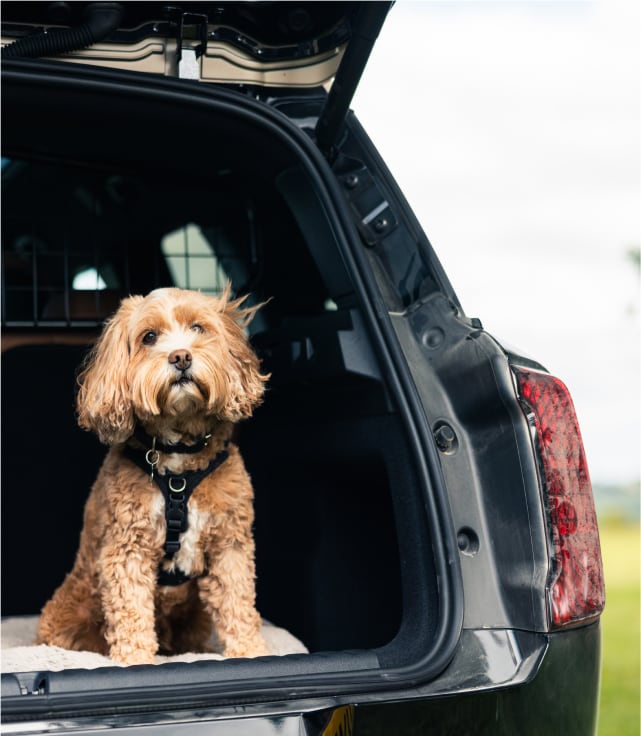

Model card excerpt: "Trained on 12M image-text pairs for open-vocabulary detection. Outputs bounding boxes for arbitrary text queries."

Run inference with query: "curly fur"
[36,286,270,665]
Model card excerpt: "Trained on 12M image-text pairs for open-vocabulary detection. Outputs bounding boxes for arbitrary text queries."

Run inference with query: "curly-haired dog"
[36,286,270,665]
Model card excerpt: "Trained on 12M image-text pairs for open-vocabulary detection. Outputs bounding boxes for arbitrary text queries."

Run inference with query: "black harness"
[123,429,229,587]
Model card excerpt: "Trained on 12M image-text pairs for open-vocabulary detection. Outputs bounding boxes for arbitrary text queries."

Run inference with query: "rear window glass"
[161,223,228,295]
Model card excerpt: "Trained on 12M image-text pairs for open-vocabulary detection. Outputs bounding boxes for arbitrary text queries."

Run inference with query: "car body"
[1,3,605,734]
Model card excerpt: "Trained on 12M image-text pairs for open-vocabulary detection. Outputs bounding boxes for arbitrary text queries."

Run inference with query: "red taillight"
[513,367,605,628]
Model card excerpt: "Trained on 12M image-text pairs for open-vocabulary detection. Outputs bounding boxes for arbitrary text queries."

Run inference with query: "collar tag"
[145,436,159,482]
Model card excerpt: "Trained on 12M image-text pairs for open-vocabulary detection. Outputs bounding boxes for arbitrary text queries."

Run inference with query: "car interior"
[1,76,439,666]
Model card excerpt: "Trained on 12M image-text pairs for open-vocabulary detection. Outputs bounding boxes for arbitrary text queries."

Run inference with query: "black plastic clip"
[337,160,398,246]
[176,11,208,60]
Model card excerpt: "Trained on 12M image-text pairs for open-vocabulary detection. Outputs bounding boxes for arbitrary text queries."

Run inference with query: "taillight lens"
[513,366,605,628]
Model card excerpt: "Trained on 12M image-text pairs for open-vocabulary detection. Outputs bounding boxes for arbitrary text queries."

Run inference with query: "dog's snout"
[168,349,192,372]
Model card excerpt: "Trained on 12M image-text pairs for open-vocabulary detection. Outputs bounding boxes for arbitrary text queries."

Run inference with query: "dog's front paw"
[110,645,156,666]
[223,634,270,659]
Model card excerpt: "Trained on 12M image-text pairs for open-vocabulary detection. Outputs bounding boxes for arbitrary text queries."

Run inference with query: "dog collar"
[132,426,213,455]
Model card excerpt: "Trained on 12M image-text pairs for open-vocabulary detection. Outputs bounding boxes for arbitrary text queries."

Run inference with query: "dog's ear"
[216,288,270,421]
[76,296,142,444]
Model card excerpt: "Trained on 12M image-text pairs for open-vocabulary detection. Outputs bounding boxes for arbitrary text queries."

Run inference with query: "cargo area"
[1,69,442,685]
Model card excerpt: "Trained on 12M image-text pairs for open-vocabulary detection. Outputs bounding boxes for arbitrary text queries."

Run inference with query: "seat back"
[1,341,106,616]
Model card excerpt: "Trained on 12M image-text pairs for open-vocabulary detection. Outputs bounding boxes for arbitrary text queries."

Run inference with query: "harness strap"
[122,441,229,586]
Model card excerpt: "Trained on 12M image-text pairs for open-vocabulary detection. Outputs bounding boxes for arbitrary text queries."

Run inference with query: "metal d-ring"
[168,477,187,493]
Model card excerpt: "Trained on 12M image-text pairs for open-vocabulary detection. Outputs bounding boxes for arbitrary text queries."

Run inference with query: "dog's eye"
[191,324,205,334]
[142,331,157,345]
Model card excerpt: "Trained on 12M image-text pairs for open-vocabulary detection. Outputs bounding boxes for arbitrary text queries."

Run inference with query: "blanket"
[0,616,308,673]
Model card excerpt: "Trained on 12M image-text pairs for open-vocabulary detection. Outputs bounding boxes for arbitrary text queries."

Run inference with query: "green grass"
[598,520,640,736]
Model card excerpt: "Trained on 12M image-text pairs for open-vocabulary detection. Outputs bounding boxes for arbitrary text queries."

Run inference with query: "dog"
[36,286,270,665]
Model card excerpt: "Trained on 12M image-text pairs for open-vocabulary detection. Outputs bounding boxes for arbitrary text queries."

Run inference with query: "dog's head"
[77,286,269,444]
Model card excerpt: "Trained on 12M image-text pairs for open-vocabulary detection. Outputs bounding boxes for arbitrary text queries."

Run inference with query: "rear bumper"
[355,622,602,736]
[2,623,600,735]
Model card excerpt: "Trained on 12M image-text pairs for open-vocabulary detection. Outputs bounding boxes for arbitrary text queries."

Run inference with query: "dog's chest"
[151,492,210,577]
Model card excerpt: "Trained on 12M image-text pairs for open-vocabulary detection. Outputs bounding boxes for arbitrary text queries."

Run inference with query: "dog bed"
[0,616,308,672]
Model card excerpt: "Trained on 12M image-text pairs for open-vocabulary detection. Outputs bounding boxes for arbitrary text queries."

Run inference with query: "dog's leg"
[198,539,269,658]
[98,535,160,665]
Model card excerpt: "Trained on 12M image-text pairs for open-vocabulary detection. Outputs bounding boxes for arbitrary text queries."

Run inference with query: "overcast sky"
[353,0,640,485]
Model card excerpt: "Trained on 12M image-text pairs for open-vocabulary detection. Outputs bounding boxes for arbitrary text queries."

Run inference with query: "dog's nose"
[168,349,192,372]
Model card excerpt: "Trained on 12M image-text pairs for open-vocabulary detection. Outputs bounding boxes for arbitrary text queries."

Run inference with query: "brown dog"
[36,286,270,665]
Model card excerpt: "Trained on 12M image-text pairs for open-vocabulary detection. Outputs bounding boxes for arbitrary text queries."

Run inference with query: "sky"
[352,0,640,486]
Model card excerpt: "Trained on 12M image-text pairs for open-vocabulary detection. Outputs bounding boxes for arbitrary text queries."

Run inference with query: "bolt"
[373,217,388,233]
[434,423,457,453]
[344,174,359,189]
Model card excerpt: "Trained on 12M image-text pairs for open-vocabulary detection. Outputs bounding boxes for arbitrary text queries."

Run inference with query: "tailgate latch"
[168,9,209,80]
